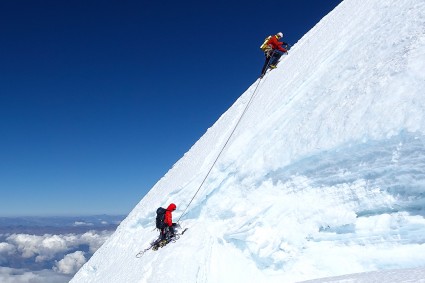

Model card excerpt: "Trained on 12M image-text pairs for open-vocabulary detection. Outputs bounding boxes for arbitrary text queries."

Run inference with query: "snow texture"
[71,0,425,282]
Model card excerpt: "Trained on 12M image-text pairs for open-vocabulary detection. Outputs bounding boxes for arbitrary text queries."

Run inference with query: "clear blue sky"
[0,0,342,216]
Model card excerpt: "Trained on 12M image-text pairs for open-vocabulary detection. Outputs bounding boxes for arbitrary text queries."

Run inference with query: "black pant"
[261,50,284,75]
[160,224,175,240]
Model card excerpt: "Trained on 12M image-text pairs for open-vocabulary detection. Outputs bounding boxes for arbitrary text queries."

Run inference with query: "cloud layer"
[0,230,113,283]
[4,231,111,261]
[54,251,87,274]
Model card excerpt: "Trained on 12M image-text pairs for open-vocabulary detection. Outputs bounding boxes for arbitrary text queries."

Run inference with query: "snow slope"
[299,266,425,283]
[71,0,425,282]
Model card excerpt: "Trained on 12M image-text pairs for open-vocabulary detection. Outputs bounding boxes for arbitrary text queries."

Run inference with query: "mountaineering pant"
[261,50,285,75]
[160,224,175,240]
[269,50,284,66]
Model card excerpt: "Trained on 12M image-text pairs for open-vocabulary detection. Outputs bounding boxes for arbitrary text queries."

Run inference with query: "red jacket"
[268,35,287,52]
[164,203,176,227]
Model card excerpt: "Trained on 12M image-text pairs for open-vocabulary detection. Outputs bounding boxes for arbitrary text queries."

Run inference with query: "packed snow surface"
[71,0,425,282]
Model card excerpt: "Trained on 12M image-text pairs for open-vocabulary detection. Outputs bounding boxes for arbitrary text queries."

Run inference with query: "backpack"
[156,207,167,229]
[260,35,272,52]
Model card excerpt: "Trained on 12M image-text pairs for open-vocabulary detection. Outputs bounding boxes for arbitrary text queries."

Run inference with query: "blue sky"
[0,0,342,216]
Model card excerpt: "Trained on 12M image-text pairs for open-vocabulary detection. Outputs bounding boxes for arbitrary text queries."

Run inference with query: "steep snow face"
[71,0,425,282]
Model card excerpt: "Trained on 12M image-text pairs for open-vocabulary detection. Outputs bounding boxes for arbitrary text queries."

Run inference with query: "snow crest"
[71,0,425,282]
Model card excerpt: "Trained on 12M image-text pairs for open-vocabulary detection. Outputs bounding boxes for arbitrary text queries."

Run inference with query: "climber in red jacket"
[164,203,176,230]
[261,32,288,77]
[161,203,177,241]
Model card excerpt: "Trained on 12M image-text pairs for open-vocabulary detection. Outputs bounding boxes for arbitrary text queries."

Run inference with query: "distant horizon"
[0,213,128,219]
[0,214,128,223]
[0,214,127,219]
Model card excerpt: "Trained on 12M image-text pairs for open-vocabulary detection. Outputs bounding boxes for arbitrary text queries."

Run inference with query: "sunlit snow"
[71,0,425,282]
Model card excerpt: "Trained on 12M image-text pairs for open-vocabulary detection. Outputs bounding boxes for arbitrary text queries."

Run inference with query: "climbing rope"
[177,75,266,222]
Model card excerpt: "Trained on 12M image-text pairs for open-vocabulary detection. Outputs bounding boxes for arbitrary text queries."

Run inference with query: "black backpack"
[156,207,167,229]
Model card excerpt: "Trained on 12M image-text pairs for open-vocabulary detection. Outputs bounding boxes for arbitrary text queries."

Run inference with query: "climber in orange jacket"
[261,32,288,77]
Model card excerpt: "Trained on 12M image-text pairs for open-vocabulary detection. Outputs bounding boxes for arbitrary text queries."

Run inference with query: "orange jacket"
[164,203,176,227]
[268,35,287,52]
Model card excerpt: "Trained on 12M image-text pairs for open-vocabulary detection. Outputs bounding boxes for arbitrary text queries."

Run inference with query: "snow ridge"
[71,0,425,282]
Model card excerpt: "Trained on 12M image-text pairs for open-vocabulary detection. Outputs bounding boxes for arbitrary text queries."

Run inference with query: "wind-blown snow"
[71,0,425,282]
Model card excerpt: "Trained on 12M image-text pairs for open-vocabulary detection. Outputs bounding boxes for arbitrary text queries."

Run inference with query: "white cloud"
[7,234,72,261]
[0,230,112,282]
[4,230,112,262]
[53,251,86,275]
[37,234,70,262]
[0,243,16,264]
[0,242,16,254]
[78,231,111,253]
[73,221,94,226]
